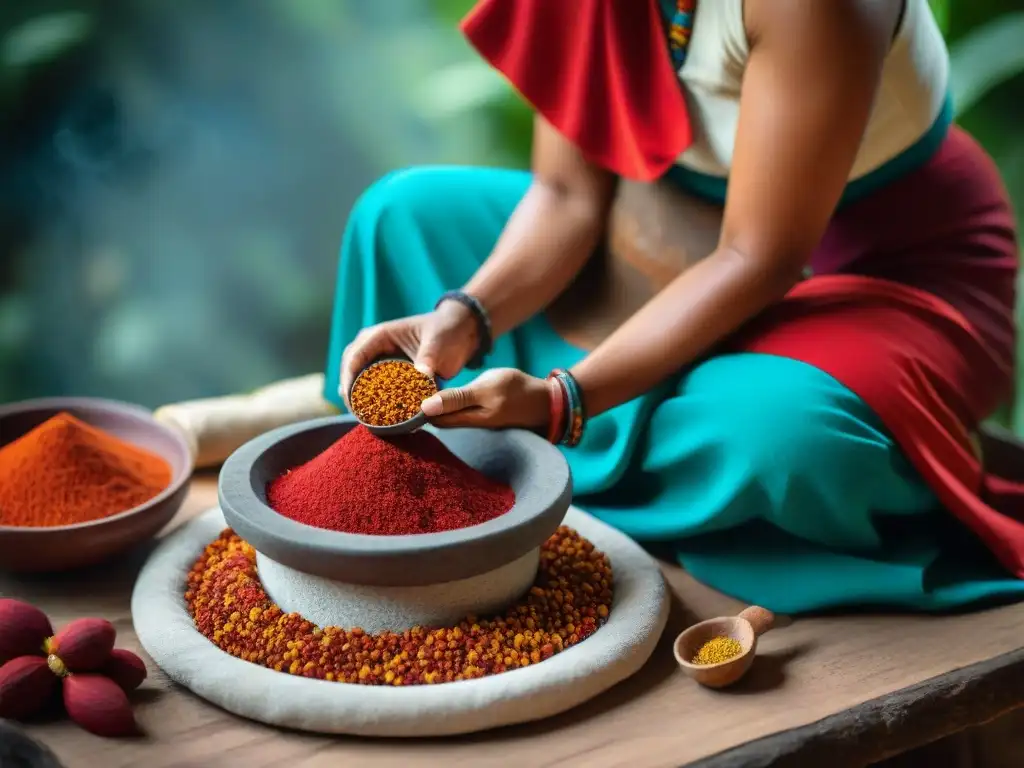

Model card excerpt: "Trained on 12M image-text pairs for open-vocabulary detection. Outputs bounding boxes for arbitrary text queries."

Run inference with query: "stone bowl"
[0,397,194,573]
[219,415,573,630]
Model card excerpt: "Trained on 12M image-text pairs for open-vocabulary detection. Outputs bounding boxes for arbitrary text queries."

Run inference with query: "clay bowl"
[349,357,437,437]
[219,415,572,588]
[0,397,194,573]
[673,606,776,689]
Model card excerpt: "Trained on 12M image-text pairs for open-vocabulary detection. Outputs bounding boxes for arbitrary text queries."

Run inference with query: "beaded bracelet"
[549,369,586,447]
[545,376,567,444]
[435,290,493,370]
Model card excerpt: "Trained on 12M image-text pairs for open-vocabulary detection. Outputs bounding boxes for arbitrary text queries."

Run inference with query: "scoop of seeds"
[350,360,437,426]
[691,635,743,665]
[185,526,613,686]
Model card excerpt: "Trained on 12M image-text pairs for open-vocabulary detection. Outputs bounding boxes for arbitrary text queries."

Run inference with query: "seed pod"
[45,618,116,672]
[63,674,137,738]
[100,649,147,692]
[0,656,57,720]
[0,599,53,665]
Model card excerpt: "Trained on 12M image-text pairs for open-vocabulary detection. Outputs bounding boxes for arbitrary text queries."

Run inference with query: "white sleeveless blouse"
[675,0,950,181]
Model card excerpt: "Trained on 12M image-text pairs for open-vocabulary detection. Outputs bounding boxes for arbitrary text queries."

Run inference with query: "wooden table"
[5,476,1024,768]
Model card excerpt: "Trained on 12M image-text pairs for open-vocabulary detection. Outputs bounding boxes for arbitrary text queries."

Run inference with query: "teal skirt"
[323,166,1024,614]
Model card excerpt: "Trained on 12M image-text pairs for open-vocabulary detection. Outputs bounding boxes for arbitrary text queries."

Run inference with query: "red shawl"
[461,0,692,181]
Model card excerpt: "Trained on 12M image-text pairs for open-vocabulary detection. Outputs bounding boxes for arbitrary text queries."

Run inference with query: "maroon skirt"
[732,127,1024,576]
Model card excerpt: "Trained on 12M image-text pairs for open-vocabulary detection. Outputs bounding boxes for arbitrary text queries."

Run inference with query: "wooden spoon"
[673,606,776,689]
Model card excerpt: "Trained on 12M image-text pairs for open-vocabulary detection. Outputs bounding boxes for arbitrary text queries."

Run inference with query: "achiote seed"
[350,360,436,426]
[186,526,614,686]
[0,656,56,720]
[0,599,53,666]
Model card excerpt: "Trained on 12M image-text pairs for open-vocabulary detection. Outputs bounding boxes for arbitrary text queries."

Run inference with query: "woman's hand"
[339,301,478,408]
[421,368,551,432]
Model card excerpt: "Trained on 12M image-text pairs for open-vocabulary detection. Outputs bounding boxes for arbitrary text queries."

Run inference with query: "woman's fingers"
[421,369,518,428]
[340,320,428,407]
[416,331,467,380]
[416,300,477,380]
[420,385,480,418]
[413,332,443,379]
[415,325,467,380]
[428,408,491,429]
[339,327,399,405]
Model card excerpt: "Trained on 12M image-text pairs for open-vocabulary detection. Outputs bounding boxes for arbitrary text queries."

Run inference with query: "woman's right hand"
[339,300,480,408]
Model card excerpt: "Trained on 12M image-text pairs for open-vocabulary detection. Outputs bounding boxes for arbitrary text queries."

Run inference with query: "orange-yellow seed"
[350,360,437,427]
[185,525,614,686]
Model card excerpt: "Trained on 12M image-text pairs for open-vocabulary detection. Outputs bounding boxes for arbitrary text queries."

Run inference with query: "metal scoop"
[349,357,437,437]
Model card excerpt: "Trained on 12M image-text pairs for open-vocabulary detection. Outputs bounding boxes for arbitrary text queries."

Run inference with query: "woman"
[326,0,1024,612]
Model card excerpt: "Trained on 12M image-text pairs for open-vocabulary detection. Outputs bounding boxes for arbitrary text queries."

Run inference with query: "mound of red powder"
[266,426,515,535]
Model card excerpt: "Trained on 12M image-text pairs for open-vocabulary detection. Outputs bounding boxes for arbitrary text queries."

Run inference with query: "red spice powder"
[266,426,515,535]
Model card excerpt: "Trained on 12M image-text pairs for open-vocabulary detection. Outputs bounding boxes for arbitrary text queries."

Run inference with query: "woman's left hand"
[420,368,551,432]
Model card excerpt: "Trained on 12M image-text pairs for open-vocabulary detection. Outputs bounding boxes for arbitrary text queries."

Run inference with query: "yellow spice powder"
[692,635,743,665]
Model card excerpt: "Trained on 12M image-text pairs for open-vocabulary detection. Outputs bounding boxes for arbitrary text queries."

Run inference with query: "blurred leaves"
[928,0,951,36]
[949,12,1024,116]
[428,0,471,25]
[0,9,94,111]
[416,60,505,120]
[1,11,91,69]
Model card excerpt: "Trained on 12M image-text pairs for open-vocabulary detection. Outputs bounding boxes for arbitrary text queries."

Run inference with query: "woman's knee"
[682,354,928,543]
[347,166,529,235]
[729,373,884,482]
[345,167,449,241]
[342,166,529,273]
[684,355,888,464]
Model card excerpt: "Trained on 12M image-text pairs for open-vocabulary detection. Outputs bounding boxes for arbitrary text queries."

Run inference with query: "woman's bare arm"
[571,0,901,416]
[462,115,616,337]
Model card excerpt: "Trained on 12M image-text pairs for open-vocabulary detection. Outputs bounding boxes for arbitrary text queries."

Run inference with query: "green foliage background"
[0,1,1021,427]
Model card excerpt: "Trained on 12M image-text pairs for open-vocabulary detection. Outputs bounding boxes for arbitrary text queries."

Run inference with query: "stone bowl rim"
[218,415,572,586]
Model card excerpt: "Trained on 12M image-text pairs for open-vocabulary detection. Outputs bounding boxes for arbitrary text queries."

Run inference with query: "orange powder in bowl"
[0,413,171,528]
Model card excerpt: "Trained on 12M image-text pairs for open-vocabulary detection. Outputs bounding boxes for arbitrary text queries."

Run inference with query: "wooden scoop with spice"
[349,358,438,436]
[673,605,775,689]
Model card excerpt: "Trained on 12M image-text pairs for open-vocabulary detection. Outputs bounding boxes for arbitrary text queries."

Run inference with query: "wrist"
[435,290,494,369]
[435,299,478,344]
[568,360,618,419]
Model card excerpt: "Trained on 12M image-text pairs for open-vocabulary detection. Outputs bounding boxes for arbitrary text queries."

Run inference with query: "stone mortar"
[256,547,540,632]
[219,415,572,587]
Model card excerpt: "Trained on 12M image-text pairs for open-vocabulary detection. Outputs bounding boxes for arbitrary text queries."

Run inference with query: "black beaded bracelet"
[435,290,493,370]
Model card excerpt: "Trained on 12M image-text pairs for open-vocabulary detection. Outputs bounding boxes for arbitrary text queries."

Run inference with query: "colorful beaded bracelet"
[546,376,567,445]
[549,369,586,447]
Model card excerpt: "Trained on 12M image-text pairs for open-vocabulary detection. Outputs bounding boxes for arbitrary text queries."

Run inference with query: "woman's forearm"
[570,246,802,416]
[565,0,895,419]
[462,180,607,337]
